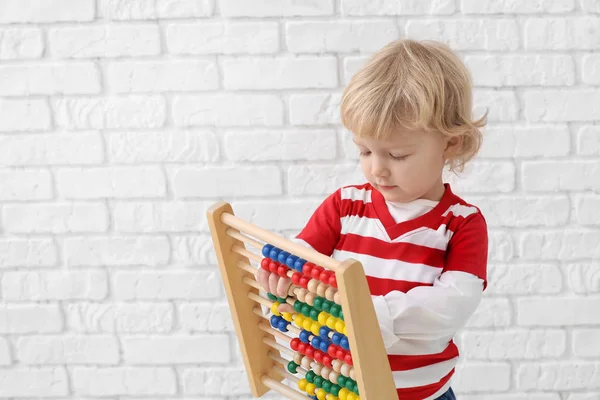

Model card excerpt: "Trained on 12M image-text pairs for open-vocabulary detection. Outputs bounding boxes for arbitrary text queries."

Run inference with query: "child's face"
[353,128,449,203]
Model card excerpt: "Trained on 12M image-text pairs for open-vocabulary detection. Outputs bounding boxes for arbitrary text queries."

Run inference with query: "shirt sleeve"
[295,189,342,257]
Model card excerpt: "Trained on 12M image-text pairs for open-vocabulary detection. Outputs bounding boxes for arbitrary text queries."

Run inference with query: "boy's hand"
[256,268,294,314]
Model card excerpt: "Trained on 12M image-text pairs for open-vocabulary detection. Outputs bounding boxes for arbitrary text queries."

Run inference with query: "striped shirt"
[296,182,488,400]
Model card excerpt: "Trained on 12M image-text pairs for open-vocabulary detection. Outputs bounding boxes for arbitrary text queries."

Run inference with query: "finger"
[268,272,280,295]
[276,276,292,298]
[256,268,270,292]
[278,303,294,314]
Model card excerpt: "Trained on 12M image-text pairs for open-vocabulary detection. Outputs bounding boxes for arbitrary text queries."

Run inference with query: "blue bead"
[340,336,350,350]
[262,244,273,258]
[319,340,330,353]
[311,336,321,349]
[332,332,342,346]
[299,330,311,343]
[278,251,290,264]
[278,319,288,332]
[269,247,281,260]
[286,255,298,268]
[294,258,307,272]
[319,326,331,339]
[270,315,279,328]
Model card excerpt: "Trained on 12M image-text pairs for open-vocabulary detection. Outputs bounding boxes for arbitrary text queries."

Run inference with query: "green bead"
[330,304,341,318]
[345,378,354,391]
[287,361,298,374]
[330,384,341,396]
[322,300,332,313]
[339,310,344,321]
[305,370,316,384]
[337,375,346,387]
[277,296,287,303]
[314,297,324,311]
[294,301,303,313]
[314,376,324,388]
[267,293,277,301]
[353,382,359,394]
[309,308,320,320]
[322,380,332,392]
[302,304,312,317]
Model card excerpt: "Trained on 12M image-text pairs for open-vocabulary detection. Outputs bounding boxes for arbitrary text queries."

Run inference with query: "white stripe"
[340,186,372,203]
[340,215,390,241]
[397,225,453,250]
[333,249,442,283]
[442,203,478,218]
[392,357,458,388]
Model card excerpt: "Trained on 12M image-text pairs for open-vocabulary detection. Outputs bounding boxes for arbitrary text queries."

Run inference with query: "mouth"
[377,184,396,190]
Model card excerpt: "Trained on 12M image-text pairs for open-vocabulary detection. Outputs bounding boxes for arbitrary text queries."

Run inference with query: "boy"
[257,39,488,400]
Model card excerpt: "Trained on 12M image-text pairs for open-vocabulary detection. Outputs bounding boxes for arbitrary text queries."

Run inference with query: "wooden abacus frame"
[207,201,397,400]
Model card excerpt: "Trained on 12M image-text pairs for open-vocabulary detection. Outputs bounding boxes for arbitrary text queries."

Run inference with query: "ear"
[444,135,463,158]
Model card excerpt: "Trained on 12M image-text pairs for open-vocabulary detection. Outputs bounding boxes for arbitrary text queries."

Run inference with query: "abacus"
[207,201,397,400]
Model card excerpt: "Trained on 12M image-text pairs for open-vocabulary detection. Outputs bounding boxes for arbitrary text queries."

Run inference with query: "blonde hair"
[340,39,487,173]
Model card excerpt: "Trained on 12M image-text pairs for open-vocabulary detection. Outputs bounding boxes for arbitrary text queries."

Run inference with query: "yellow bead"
[338,388,349,400]
[347,393,356,400]
[303,319,312,331]
[298,378,308,391]
[294,314,305,326]
[326,316,337,329]
[311,321,321,336]
[318,312,329,326]
[282,312,293,322]
[343,325,348,335]
[317,388,327,400]
[271,302,281,316]
[335,320,345,333]
[305,383,316,395]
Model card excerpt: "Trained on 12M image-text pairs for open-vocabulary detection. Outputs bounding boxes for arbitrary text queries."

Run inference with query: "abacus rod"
[232,244,262,263]
[248,292,272,308]
[264,336,294,357]
[269,359,302,383]
[221,212,342,273]
[237,261,256,276]
[261,376,308,400]
[226,228,264,250]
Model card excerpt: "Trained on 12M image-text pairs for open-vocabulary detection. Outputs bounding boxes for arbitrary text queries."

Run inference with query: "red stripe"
[366,275,433,296]
[395,368,455,400]
[388,341,458,371]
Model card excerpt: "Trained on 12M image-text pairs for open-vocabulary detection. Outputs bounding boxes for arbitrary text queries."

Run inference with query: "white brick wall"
[0,0,598,399]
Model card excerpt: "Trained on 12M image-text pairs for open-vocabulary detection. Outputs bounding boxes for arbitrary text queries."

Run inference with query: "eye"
[359,151,371,157]
[390,154,408,160]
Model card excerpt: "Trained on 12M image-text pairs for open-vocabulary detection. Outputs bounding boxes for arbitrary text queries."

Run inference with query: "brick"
[577,125,600,155]
[171,234,216,266]
[179,303,234,332]
[3,203,108,234]
[472,195,569,227]
[0,132,104,166]
[453,362,511,392]
[479,124,570,158]
[54,96,166,129]
[462,0,574,13]
[0,169,52,201]
[287,164,363,196]
[232,199,322,231]
[473,90,519,122]
[17,335,119,364]
[581,0,600,12]
[443,161,515,193]
[517,296,600,326]
[64,236,170,267]
[220,0,334,17]
[524,17,600,50]
[342,0,455,15]
[114,201,208,232]
[573,329,600,358]
[517,362,600,390]
[460,329,566,360]
[2,270,108,301]
[181,368,251,395]
[224,129,336,161]
[518,230,600,260]
[522,161,600,191]
[100,0,213,19]
[486,263,562,294]
[173,94,283,127]
[574,194,600,225]
[0,305,63,333]
[581,54,600,84]
[0,28,43,60]
[524,90,600,121]
[169,165,282,198]
[488,231,514,261]
[49,25,160,58]
[405,19,519,51]
[466,298,511,328]
[564,263,600,294]
[0,0,94,22]
[0,338,10,365]
[465,55,574,86]
[568,394,600,400]
[462,395,561,400]
[66,303,174,333]
[223,56,337,90]
[286,21,398,53]
[114,270,221,300]
[108,60,218,93]
[0,239,57,268]
[0,368,68,396]
[123,335,229,364]
[166,22,279,54]
[73,367,176,396]
[0,99,51,132]
[343,56,370,84]
[289,93,342,125]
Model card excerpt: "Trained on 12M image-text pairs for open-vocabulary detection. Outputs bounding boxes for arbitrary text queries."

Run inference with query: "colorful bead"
[299,330,311,343]
[290,338,300,351]
[277,318,288,332]
[261,258,271,271]
[314,375,324,388]
[269,315,279,327]
[286,254,298,268]
[339,310,344,321]
[294,258,306,272]
[298,378,308,391]
[277,264,288,277]
[322,300,333,313]
[292,271,302,285]
[311,266,324,280]
[303,262,314,276]
[269,247,281,260]
[317,283,327,297]
[340,337,349,350]
[338,388,349,400]
[320,339,330,353]
[312,336,321,349]
[294,300,304,313]
[282,312,293,322]
[325,286,337,301]
[305,370,316,383]
[309,308,320,321]
[305,292,316,305]
[317,388,327,400]
[299,275,310,289]
[326,316,337,329]
[311,322,321,335]
[332,332,342,346]
[301,304,311,317]
[329,274,338,288]
[301,356,312,369]
[347,393,357,400]
[335,320,345,333]
[334,291,341,304]
[314,297,324,311]
[306,383,316,395]
[330,384,341,396]
[319,326,331,339]
[308,278,320,293]
[271,302,281,316]
[337,375,346,387]
[261,244,273,257]
[303,318,312,331]
[287,360,298,374]
[277,251,290,264]
[267,293,277,301]
[294,314,305,327]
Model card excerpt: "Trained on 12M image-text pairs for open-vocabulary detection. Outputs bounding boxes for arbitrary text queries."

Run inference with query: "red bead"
[336,349,346,360]
[302,262,315,276]
[322,355,333,368]
[291,272,302,285]
[328,274,337,288]
[314,350,324,363]
[269,261,279,274]
[311,266,324,280]
[344,353,353,366]
[319,270,332,283]
[305,346,315,359]
[299,275,310,289]
[277,265,288,277]
[327,344,337,358]
[290,338,300,351]
[298,342,307,354]
[261,258,270,270]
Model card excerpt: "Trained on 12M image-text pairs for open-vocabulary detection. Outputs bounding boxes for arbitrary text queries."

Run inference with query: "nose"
[370,155,389,178]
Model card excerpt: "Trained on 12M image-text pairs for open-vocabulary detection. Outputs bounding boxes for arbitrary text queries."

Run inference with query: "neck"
[420,177,445,202]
